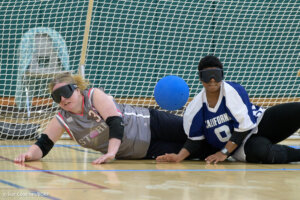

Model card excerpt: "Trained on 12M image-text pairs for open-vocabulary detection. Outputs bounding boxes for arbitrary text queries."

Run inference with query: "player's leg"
[245,135,300,163]
[149,108,187,143]
[256,102,300,143]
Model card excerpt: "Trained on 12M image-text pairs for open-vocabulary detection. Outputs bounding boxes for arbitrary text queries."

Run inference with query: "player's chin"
[207,86,219,92]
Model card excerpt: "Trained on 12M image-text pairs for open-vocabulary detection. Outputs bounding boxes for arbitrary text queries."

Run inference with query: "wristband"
[220,147,230,156]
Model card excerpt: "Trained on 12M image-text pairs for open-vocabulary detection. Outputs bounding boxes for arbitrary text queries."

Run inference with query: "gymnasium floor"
[0,139,300,200]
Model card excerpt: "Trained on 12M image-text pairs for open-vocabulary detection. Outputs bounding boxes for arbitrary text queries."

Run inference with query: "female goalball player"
[156,55,300,164]
[15,72,194,164]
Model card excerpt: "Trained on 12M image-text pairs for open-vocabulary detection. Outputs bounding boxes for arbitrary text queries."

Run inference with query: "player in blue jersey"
[157,55,300,164]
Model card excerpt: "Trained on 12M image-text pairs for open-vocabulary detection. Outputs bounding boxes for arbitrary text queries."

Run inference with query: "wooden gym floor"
[0,139,300,200]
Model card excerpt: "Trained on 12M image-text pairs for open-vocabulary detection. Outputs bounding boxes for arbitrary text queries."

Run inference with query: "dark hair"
[198,55,223,71]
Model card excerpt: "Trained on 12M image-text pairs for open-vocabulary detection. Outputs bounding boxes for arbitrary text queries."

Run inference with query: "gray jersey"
[56,88,151,159]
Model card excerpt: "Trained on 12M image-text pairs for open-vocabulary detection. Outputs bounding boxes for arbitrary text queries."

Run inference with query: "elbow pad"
[34,134,54,157]
[229,130,251,146]
[106,116,124,140]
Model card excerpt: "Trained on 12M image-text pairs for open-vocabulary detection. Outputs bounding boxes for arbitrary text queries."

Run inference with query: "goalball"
[154,75,189,111]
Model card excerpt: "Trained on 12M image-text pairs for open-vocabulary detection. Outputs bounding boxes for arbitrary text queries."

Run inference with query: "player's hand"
[92,153,116,164]
[14,152,33,163]
[205,151,227,164]
[156,153,180,162]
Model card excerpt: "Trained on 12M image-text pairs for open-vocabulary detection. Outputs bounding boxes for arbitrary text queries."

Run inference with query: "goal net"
[0,0,299,140]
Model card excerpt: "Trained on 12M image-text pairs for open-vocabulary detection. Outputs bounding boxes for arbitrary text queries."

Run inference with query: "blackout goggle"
[51,84,78,103]
[198,68,224,83]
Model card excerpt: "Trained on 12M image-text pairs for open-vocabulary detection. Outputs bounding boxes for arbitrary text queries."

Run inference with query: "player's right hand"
[156,153,179,162]
[92,153,116,164]
[14,152,32,163]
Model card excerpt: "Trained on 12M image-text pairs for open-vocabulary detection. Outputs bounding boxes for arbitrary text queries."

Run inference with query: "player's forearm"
[224,141,238,154]
[175,148,191,162]
[28,144,43,160]
[221,131,251,155]
[107,138,121,156]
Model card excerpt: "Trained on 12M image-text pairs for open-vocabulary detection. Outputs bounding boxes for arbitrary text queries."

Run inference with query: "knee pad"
[245,136,270,163]
[245,136,288,164]
[264,145,288,164]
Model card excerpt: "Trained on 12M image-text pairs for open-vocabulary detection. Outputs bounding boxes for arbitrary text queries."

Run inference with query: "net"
[0,0,299,140]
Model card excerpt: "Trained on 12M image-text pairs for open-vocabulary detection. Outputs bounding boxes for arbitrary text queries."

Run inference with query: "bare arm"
[205,130,250,164]
[92,138,121,164]
[205,141,238,164]
[14,117,64,163]
[91,89,123,164]
[156,139,204,162]
[92,88,120,121]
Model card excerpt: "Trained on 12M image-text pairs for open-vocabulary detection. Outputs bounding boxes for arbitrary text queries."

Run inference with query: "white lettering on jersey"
[66,117,73,122]
[78,122,109,146]
[95,122,108,133]
[252,105,263,118]
[205,113,231,128]
[88,110,101,122]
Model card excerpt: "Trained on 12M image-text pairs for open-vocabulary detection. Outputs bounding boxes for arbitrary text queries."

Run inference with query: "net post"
[79,0,94,79]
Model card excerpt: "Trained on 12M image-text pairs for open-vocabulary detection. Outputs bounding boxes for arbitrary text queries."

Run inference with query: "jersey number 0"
[214,125,231,142]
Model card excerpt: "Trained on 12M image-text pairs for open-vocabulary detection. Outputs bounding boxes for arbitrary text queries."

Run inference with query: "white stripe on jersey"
[88,88,95,106]
[183,90,205,139]
[56,114,76,141]
[189,135,205,140]
[223,82,257,132]
[124,112,150,118]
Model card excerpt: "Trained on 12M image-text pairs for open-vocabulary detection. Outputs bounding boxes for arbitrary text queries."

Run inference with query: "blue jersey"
[183,81,265,149]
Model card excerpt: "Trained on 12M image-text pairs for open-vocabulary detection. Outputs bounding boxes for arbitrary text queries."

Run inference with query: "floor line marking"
[0,179,60,200]
[0,155,107,190]
[1,168,300,172]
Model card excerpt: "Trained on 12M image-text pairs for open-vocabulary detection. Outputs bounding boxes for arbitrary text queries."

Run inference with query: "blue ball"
[154,75,189,110]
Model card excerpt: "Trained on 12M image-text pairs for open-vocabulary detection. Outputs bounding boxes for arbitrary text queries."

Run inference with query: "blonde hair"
[49,72,89,93]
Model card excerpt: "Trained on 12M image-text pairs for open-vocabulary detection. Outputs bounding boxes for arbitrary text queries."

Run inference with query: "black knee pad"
[246,135,289,164]
[245,136,270,163]
[264,145,288,164]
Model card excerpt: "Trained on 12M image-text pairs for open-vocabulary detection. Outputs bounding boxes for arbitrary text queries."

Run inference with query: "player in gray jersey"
[15,72,191,164]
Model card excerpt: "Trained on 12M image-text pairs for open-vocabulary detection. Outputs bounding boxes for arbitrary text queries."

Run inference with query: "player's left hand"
[92,153,116,164]
[205,151,228,164]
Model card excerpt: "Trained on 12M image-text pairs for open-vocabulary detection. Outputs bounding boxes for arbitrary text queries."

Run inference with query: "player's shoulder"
[184,89,205,115]
[223,81,248,95]
[224,81,244,89]
[88,87,107,101]
[189,89,205,105]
